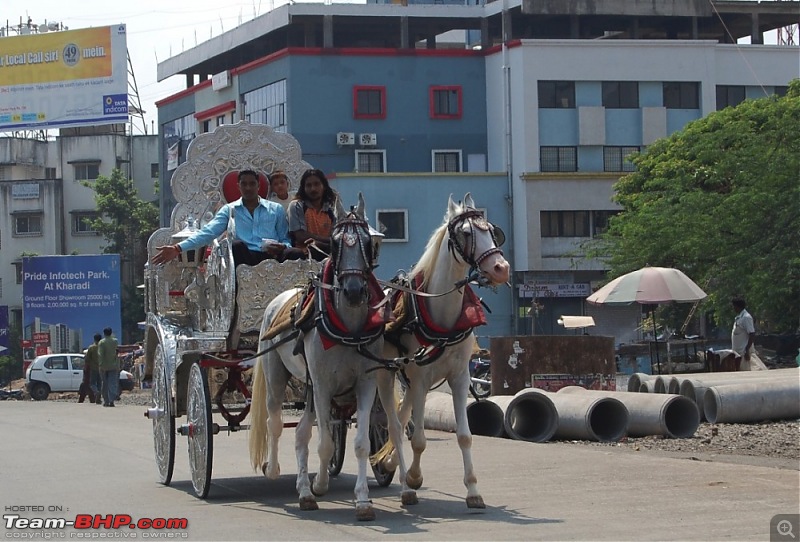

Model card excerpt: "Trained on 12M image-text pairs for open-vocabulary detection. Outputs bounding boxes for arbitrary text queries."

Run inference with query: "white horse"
[249,194,412,521]
[377,193,510,509]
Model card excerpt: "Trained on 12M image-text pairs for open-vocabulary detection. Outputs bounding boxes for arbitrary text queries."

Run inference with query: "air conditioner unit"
[359,133,377,147]
[337,132,355,146]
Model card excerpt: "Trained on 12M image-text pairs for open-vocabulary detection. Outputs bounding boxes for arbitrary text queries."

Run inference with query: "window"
[216,114,225,127]
[603,146,640,172]
[592,210,620,236]
[45,167,56,179]
[202,119,211,133]
[150,163,159,179]
[13,262,22,284]
[14,213,43,236]
[602,82,639,109]
[432,150,462,172]
[430,86,462,119]
[774,86,788,97]
[44,356,68,371]
[538,81,575,108]
[355,150,386,173]
[72,212,99,235]
[540,211,590,237]
[663,82,699,109]
[376,209,408,242]
[353,86,386,119]
[243,80,287,132]
[716,85,746,110]
[73,163,100,181]
[540,146,577,172]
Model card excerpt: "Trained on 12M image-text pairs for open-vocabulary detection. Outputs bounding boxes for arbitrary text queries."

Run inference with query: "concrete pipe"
[667,377,681,395]
[558,387,700,438]
[628,373,657,392]
[500,389,559,443]
[422,391,507,437]
[654,375,679,394]
[639,380,657,393]
[468,396,507,437]
[526,389,629,442]
[704,380,800,424]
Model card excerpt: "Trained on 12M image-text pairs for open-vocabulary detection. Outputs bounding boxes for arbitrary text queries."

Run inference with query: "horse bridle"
[447,208,505,270]
[330,213,374,283]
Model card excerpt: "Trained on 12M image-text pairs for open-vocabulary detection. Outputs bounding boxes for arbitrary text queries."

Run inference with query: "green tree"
[84,169,158,342]
[600,80,799,332]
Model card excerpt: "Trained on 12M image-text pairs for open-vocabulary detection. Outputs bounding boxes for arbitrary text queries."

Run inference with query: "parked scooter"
[469,356,492,398]
[0,388,24,400]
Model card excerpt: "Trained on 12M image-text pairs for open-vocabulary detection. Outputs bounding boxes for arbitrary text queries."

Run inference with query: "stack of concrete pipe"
[629,368,800,423]
[557,386,700,438]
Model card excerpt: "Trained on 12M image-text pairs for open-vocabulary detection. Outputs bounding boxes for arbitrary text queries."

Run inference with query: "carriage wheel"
[187,363,214,499]
[327,415,348,477]
[369,400,395,487]
[151,345,175,485]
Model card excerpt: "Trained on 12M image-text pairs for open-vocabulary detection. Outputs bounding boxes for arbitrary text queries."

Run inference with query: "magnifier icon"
[777,520,796,539]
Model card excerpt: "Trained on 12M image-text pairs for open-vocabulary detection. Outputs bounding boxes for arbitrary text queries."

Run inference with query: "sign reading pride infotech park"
[0,25,128,132]
[22,255,121,354]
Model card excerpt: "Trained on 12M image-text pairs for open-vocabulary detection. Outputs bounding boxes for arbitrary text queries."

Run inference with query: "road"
[1,400,798,541]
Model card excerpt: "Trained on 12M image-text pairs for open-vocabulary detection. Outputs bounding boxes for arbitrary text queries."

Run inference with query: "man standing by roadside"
[731,297,766,370]
[80,333,102,404]
[98,327,119,407]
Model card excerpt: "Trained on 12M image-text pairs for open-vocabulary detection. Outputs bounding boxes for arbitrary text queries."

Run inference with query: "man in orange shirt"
[287,169,337,261]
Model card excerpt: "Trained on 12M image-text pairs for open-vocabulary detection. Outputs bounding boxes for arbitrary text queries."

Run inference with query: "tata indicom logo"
[103,94,128,115]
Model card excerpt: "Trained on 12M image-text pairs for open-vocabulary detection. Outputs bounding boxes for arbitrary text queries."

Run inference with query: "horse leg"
[295,405,318,511]
[376,372,416,506]
[311,389,333,498]
[405,385,428,491]
[450,373,485,509]
[353,379,377,521]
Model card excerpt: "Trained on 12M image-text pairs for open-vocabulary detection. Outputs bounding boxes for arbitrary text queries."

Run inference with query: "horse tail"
[369,381,402,466]
[249,356,268,472]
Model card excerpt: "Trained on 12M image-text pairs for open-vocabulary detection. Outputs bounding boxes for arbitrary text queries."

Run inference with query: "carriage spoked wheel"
[187,363,214,499]
[151,345,175,485]
[369,400,395,487]
[327,407,348,477]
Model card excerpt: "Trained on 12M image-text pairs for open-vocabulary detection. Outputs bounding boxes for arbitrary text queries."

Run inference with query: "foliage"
[83,169,159,255]
[0,355,20,386]
[83,169,159,341]
[599,80,800,332]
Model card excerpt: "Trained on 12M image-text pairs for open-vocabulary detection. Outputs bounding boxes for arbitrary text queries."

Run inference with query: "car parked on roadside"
[25,353,135,401]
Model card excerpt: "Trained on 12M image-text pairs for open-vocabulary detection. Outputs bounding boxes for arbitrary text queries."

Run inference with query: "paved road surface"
[1,400,797,541]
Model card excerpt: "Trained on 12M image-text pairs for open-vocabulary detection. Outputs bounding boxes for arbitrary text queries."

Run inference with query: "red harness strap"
[411,273,487,347]
[318,260,389,350]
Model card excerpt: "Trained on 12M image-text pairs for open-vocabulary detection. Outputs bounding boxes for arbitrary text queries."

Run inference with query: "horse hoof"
[261,462,280,480]
[299,497,318,511]
[355,505,376,522]
[406,475,423,490]
[466,495,486,509]
[401,491,418,506]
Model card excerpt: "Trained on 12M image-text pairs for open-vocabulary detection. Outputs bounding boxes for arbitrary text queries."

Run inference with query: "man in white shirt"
[731,297,760,369]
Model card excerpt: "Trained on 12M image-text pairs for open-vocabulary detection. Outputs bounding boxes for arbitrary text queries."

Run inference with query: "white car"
[25,353,135,401]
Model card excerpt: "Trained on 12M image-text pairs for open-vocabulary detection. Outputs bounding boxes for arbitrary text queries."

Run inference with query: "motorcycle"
[0,388,24,401]
[469,356,492,399]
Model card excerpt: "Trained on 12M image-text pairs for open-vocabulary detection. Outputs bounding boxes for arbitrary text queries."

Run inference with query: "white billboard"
[0,24,128,132]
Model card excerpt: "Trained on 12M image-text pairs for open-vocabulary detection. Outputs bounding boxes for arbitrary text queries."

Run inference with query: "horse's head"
[330,193,374,307]
[446,193,511,286]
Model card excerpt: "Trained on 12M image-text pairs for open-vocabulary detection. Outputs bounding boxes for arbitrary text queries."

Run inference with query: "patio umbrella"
[586,266,707,373]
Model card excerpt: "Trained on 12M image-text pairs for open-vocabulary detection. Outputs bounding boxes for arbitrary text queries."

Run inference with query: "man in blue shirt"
[152,170,291,267]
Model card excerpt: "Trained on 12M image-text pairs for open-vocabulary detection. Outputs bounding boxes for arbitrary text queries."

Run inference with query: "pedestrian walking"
[98,328,119,407]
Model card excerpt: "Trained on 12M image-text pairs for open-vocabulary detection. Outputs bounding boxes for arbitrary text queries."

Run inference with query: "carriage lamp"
[368,226,384,269]
[171,217,207,268]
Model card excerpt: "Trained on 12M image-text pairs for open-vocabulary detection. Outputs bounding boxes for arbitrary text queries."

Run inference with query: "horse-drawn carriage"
[143,121,511,519]
[142,122,396,500]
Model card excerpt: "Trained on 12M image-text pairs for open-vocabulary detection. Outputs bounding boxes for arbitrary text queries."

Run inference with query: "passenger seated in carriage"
[285,169,338,262]
[268,169,293,213]
[151,170,292,268]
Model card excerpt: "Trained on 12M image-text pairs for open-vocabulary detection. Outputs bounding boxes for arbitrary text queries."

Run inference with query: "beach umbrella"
[587,266,707,373]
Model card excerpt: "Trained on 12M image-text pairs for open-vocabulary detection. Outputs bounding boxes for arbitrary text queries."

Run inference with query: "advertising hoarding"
[0,25,128,132]
[22,255,121,354]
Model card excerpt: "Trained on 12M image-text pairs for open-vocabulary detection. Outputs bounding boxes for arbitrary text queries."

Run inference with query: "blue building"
[156,0,798,345]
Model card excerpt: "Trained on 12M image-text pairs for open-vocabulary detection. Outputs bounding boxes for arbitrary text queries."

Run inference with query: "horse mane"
[410,201,463,289]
